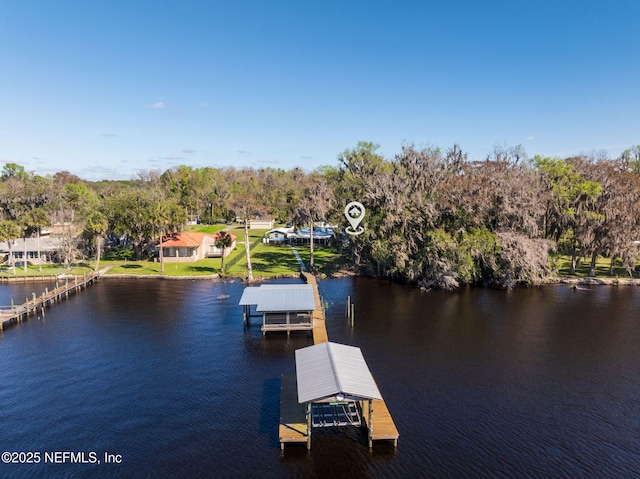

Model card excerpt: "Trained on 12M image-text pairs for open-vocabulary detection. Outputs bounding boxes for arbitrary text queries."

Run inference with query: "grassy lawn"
[553,254,638,278]
[296,247,351,276]
[0,263,95,278]
[226,243,300,278]
[0,228,348,280]
[190,224,227,234]
[103,258,227,276]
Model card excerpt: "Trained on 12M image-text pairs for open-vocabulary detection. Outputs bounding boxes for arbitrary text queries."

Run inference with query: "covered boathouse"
[279,341,399,450]
[238,284,315,334]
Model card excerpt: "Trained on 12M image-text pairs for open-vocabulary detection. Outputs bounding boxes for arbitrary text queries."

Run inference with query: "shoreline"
[0,269,638,286]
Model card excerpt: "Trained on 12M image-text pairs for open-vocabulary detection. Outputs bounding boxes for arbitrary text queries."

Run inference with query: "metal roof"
[295,342,382,403]
[238,284,316,312]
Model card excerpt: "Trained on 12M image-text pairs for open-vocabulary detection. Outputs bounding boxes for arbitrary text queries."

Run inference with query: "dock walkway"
[278,374,309,449]
[365,399,400,447]
[0,272,101,331]
[300,271,328,344]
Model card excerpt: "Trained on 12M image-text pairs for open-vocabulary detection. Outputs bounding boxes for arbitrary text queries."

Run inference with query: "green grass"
[103,258,223,276]
[553,254,638,278]
[226,227,269,241]
[0,238,351,280]
[190,224,226,233]
[226,243,300,277]
[0,263,95,278]
[225,242,350,278]
[296,247,351,276]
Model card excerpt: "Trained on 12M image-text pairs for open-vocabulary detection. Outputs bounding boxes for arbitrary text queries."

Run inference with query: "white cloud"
[525,136,537,141]
[144,102,166,109]
[182,148,196,154]
[237,150,251,155]
[257,159,278,164]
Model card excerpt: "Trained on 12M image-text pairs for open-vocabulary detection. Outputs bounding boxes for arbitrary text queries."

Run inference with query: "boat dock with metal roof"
[279,340,399,450]
[239,283,315,335]
[238,270,398,450]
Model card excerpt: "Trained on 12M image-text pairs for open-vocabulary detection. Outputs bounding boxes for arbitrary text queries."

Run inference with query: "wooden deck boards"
[300,272,328,345]
[279,375,308,449]
[367,399,399,445]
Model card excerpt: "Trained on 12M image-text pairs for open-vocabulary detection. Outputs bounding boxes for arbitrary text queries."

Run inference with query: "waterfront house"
[264,227,293,244]
[288,227,334,246]
[159,231,237,263]
[0,236,64,265]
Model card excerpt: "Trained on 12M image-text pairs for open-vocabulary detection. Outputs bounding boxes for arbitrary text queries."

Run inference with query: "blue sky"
[1,1,639,181]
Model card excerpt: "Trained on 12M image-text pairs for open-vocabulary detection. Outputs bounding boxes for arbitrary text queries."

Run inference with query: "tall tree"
[231,192,263,282]
[216,230,234,275]
[0,220,22,274]
[85,211,108,272]
[23,208,50,271]
[534,156,603,274]
[294,178,334,272]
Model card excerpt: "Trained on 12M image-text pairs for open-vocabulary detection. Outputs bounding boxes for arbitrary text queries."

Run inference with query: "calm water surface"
[1,278,640,478]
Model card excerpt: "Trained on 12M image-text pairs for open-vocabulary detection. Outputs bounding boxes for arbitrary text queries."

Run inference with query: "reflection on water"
[1,278,640,478]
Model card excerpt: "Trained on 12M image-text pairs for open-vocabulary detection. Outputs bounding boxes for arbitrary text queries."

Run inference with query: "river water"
[1,278,639,478]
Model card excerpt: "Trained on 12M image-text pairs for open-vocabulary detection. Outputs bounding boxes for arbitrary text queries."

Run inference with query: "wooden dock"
[365,399,400,447]
[279,272,399,451]
[0,272,101,331]
[300,271,328,345]
[279,374,309,449]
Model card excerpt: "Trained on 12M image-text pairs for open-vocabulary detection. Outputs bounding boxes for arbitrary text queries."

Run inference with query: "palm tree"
[232,193,264,282]
[216,230,234,275]
[0,220,22,274]
[22,207,50,272]
[85,211,108,272]
[151,200,186,273]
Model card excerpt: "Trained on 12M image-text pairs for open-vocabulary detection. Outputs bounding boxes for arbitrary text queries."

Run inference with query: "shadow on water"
[242,324,313,360]
[260,377,281,447]
[279,427,397,478]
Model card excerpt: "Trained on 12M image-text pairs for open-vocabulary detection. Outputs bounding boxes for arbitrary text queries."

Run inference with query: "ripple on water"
[2,279,640,477]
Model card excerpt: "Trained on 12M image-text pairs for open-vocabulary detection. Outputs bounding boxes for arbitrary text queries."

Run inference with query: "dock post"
[347,296,351,318]
[351,304,355,326]
[306,403,312,450]
[368,400,373,450]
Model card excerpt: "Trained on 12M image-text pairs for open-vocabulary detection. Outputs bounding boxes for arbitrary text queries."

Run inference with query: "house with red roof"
[159,231,237,263]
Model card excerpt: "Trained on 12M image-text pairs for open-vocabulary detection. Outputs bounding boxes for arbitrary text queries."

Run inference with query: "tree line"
[333,142,640,288]
[0,141,639,288]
